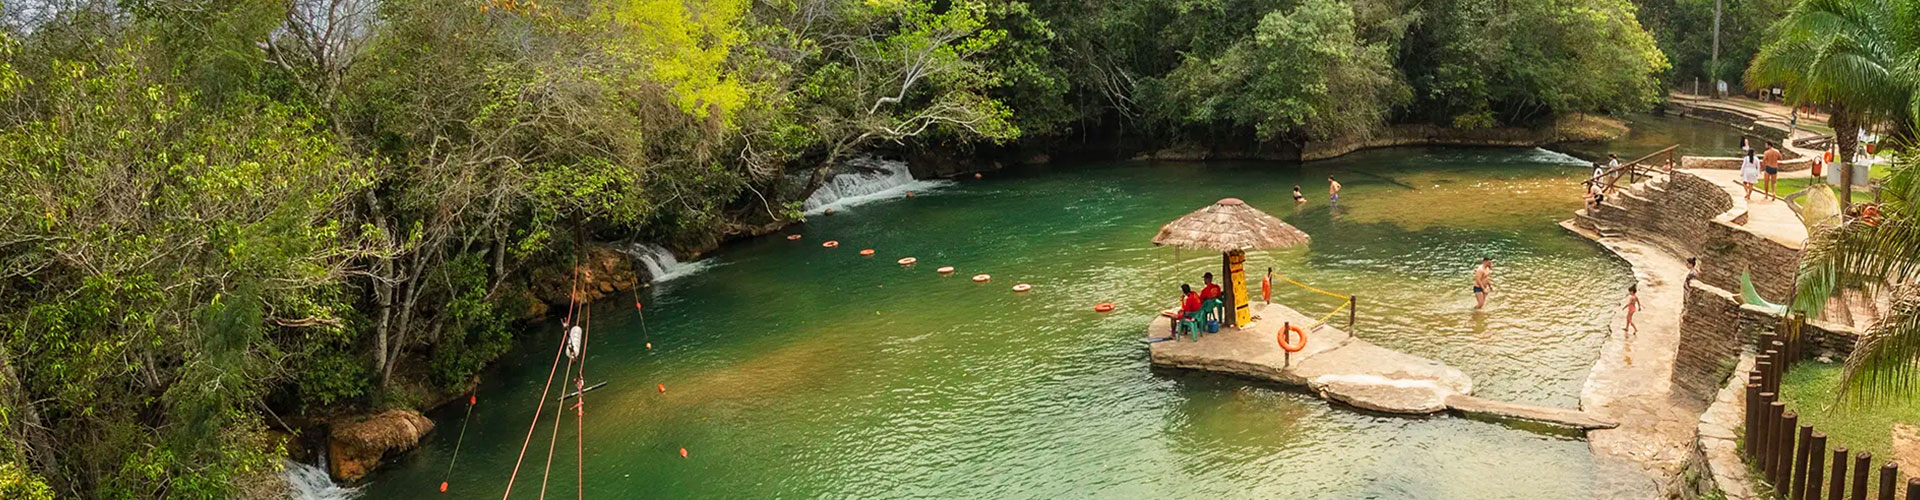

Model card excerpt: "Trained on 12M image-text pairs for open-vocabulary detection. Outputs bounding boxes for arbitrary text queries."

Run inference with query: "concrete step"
[1446,394,1619,430]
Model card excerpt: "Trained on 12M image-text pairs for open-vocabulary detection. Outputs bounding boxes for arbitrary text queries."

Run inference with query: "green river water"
[347,115,1744,499]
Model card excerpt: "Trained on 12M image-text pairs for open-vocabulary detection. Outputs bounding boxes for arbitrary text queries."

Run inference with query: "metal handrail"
[1582,144,1680,193]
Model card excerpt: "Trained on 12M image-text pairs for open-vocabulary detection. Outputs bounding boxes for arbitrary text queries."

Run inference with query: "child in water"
[1622,284,1641,340]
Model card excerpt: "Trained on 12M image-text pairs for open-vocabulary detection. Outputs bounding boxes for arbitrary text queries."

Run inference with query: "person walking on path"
[1761,142,1783,198]
[1739,150,1761,200]
[1472,257,1494,310]
[1622,284,1641,340]
[1328,176,1342,205]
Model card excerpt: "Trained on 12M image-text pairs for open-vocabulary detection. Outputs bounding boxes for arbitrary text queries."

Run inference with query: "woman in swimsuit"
[1292,185,1305,204]
[1622,284,1641,340]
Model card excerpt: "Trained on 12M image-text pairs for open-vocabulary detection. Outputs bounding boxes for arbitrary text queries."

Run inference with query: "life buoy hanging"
[1277,324,1307,352]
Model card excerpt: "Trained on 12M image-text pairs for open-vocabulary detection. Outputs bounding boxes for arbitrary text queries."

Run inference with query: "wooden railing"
[1582,145,1681,194]
[1746,315,1920,499]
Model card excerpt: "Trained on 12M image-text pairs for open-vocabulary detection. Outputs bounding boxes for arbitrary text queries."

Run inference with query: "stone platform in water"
[1147,303,1616,430]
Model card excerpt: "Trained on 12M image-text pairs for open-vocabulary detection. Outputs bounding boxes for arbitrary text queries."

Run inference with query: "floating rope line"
[1281,275,1349,300]
[440,393,478,493]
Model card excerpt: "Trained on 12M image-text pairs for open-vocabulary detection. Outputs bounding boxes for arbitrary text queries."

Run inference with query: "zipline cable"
[501,262,580,500]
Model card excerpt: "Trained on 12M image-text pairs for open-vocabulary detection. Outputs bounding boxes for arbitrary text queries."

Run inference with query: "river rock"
[329,410,435,483]
[528,244,639,307]
[1892,424,1920,476]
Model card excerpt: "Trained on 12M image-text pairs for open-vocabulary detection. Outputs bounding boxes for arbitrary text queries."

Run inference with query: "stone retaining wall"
[1671,281,1864,400]
[1586,170,1799,299]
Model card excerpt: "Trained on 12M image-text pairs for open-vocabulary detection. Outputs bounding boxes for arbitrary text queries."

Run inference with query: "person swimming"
[1292,185,1305,204]
[1328,176,1342,204]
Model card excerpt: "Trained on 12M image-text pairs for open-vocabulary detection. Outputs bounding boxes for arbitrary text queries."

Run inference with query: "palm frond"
[1794,218,1920,313]
[1840,286,1920,405]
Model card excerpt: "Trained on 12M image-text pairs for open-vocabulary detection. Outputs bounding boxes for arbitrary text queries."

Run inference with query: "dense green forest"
[0,0,1674,497]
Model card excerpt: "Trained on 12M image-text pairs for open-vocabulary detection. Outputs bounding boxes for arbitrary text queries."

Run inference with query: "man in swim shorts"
[1328,176,1342,204]
[1473,257,1494,310]
[1761,142,1782,198]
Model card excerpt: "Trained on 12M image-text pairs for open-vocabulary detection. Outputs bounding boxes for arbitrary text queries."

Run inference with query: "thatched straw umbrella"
[1152,198,1311,327]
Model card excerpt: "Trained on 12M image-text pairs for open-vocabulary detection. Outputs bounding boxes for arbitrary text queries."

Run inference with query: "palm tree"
[1756,0,1920,402]
[1794,158,1918,403]
[1745,0,1920,209]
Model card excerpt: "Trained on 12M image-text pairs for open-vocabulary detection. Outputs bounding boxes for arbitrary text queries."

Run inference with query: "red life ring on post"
[1277,324,1308,352]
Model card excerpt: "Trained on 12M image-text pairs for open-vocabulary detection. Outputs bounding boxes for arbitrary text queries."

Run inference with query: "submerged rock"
[329,410,435,483]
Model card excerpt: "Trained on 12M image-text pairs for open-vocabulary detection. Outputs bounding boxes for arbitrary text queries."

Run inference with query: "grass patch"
[1778,361,1920,484]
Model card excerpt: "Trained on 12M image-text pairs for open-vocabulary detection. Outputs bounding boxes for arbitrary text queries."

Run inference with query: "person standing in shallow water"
[1292,185,1305,205]
[1472,257,1494,310]
[1327,176,1342,205]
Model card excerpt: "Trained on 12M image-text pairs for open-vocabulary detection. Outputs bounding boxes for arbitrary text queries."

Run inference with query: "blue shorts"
[1473,286,1485,294]
[1330,194,1339,202]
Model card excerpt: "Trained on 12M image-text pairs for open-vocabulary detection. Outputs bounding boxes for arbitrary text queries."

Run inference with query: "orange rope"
[574,306,588,500]
[502,261,579,500]
[537,355,575,500]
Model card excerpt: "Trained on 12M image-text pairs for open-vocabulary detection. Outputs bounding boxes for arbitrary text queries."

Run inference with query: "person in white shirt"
[1739,150,1761,200]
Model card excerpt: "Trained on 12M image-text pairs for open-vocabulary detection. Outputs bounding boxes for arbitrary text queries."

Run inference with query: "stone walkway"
[1567,224,1708,495]
[1685,168,1809,247]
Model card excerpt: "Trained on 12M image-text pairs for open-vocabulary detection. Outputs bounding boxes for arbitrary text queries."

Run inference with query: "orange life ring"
[859,248,875,256]
[972,274,990,283]
[822,240,839,248]
[787,234,802,241]
[1012,283,1032,292]
[897,257,917,266]
[1093,302,1115,312]
[936,266,956,274]
[1277,324,1308,352]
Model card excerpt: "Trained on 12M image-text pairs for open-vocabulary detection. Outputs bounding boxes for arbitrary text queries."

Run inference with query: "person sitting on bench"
[1199,273,1224,323]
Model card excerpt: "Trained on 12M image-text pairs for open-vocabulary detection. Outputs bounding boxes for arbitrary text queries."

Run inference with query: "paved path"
[1684,169,1809,247]
[1563,221,1709,497]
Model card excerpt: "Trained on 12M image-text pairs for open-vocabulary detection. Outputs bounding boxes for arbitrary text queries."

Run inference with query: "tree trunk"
[363,190,395,387]
[1830,109,1857,213]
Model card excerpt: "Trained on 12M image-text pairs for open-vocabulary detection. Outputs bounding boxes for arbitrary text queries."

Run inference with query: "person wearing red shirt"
[1199,272,1222,300]
[1179,284,1202,315]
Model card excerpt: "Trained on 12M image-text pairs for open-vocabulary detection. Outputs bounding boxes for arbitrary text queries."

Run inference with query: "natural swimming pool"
[347,115,1747,499]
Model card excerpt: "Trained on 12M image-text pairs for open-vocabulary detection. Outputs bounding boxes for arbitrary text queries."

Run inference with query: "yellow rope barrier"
[1281,276,1350,300]
[1312,302,1349,327]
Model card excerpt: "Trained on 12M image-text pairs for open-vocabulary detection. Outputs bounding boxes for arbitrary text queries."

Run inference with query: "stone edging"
[1682,353,1762,500]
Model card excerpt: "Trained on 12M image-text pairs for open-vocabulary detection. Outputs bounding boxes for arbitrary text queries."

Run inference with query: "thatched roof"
[1152,198,1310,252]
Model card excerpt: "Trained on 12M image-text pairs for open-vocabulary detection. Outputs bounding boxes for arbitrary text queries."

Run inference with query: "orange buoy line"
[440,393,478,493]
[860,249,875,256]
[972,274,990,283]
[1011,283,1032,292]
[786,234,802,241]
[898,257,917,266]
[936,266,955,274]
[1093,302,1115,312]
[822,240,839,248]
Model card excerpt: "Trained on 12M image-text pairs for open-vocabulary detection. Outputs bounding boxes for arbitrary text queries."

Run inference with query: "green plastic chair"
[1178,312,1203,341]
[1201,298,1224,327]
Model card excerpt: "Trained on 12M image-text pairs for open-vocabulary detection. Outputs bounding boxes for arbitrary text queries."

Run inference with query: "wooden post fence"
[1829,447,1847,500]
[1740,321,1913,500]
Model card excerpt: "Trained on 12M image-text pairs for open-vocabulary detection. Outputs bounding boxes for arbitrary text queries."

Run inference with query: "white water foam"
[281,459,361,500]
[623,243,718,283]
[1521,147,1591,165]
[801,157,951,216]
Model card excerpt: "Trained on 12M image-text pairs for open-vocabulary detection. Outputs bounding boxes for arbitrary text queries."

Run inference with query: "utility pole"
[1710,0,1723,97]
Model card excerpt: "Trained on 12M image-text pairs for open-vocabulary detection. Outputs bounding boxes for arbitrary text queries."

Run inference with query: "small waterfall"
[1521,147,1590,165]
[623,243,716,283]
[281,459,361,500]
[801,157,951,215]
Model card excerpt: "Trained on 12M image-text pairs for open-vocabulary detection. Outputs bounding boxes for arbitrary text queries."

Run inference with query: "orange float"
[1277,324,1308,352]
[822,240,839,248]
[657,384,666,393]
[936,266,956,274]
[440,481,448,493]
[859,248,875,256]
[1093,302,1115,312]
[680,448,689,458]
[898,257,918,266]
[972,274,991,283]
[787,234,802,241]
[1012,283,1032,292]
